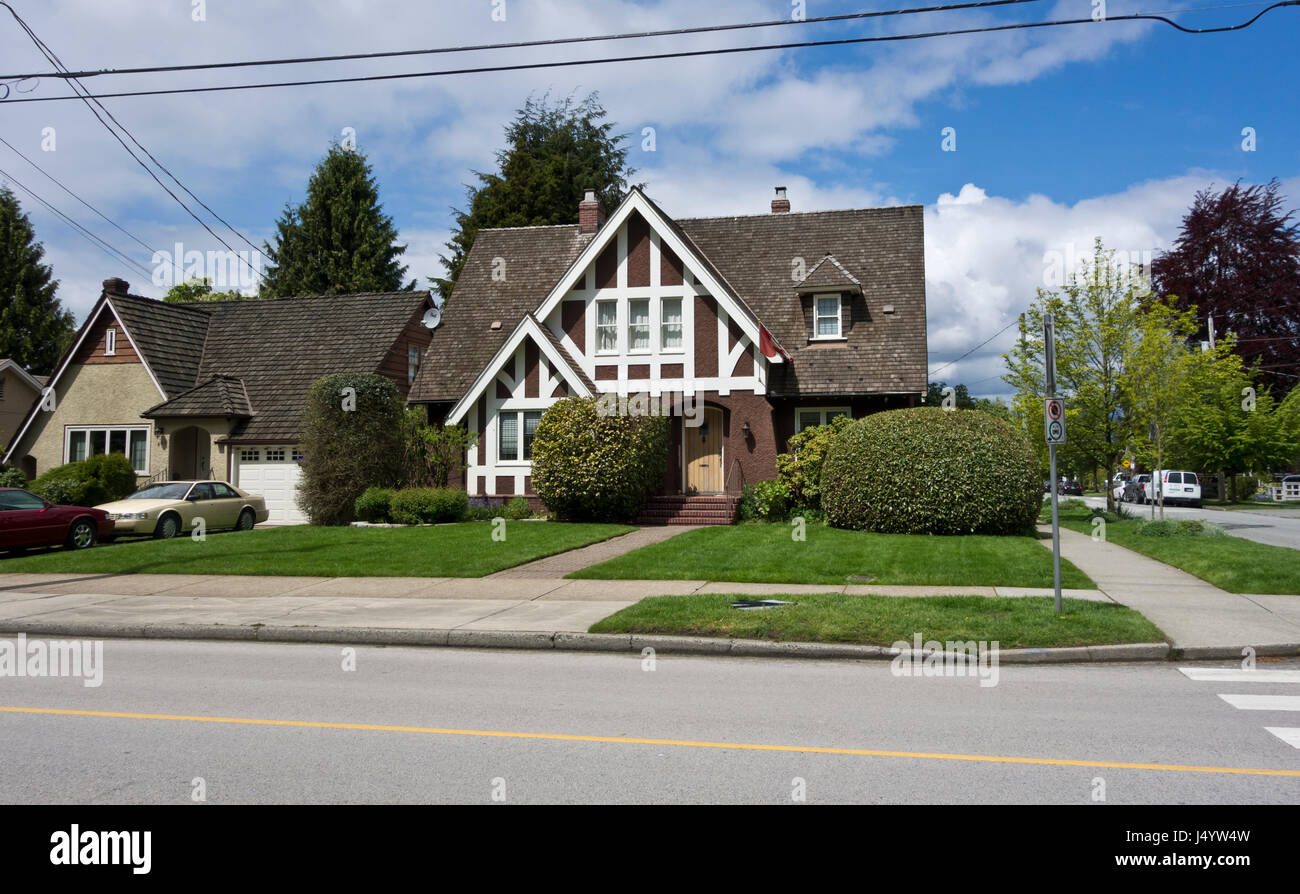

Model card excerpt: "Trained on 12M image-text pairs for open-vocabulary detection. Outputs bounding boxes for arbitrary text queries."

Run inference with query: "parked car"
[0,487,114,553]
[1129,474,1151,503]
[96,481,270,539]
[1147,470,1202,507]
[1061,479,1084,496]
[1111,479,1129,502]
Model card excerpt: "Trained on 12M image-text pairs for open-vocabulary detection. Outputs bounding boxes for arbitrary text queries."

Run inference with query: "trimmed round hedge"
[531,397,669,523]
[821,407,1041,535]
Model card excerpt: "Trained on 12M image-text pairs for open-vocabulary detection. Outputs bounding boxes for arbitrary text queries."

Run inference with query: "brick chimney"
[102,277,130,295]
[771,186,790,214]
[578,189,606,233]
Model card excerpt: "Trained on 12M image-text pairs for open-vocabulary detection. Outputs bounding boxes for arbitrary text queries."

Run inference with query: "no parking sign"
[1044,397,1066,444]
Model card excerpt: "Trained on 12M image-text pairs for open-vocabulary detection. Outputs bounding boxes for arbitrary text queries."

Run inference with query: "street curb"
[1172,643,1300,660]
[0,619,1185,664]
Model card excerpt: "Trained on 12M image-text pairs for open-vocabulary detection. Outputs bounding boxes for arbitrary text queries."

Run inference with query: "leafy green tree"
[0,186,74,375]
[927,381,1013,421]
[436,92,636,301]
[1004,240,1140,508]
[1123,296,1197,519]
[261,144,412,298]
[163,277,244,303]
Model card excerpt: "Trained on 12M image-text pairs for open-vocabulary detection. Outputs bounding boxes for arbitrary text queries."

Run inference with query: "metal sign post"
[1043,315,1065,615]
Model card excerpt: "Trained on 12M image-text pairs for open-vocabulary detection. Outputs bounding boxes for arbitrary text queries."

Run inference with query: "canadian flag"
[758,325,789,361]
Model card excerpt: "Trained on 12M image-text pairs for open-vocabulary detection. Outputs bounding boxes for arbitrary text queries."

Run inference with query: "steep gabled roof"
[108,293,211,399]
[409,226,594,403]
[0,358,46,393]
[142,375,253,418]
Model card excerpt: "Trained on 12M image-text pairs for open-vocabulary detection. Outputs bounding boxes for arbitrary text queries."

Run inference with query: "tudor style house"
[408,187,927,521]
[4,279,433,523]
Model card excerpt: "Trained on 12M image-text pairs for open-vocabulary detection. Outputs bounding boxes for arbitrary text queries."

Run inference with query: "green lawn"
[0,522,634,578]
[590,593,1161,648]
[570,524,1094,588]
[1053,504,1300,595]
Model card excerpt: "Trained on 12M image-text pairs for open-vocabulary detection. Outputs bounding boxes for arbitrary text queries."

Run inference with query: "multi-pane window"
[795,408,850,433]
[240,448,260,462]
[661,298,683,351]
[265,448,286,462]
[523,411,542,460]
[498,413,519,461]
[66,426,149,473]
[408,345,421,385]
[596,300,618,353]
[292,448,306,462]
[815,295,842,338]
[628,299,650,352]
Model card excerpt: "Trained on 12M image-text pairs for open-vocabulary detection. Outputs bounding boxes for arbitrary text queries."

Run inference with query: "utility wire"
[3,2,1296,104]
[0,134,160,255]
[0,0,1043,81]
[929,317,1022,377]
[0,165,154,279]
[0,2,264,276]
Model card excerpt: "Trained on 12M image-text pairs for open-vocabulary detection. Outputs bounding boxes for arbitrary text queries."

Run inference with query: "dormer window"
[813,295,843,340]
[105,327,117,356]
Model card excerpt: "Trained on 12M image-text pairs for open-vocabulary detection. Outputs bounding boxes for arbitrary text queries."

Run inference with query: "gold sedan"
[96,481,270,539]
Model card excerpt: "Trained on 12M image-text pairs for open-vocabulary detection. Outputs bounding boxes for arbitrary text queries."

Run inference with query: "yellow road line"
[3,705,1298,778]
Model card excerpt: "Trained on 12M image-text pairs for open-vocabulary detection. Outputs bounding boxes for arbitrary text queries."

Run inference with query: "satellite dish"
[422,305,442,330]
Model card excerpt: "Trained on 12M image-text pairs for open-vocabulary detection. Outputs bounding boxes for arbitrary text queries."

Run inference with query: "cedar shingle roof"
[678,205,926,395]
[530,312,596,394]
[795,254,862,292]
[109,294,209,398]
[409,226,594,402]
[112,291,429,442]
[410,200,926,401]
[141,375,253,418]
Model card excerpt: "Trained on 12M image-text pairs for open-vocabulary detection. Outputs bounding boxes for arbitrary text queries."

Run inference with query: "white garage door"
[234,446,306,525]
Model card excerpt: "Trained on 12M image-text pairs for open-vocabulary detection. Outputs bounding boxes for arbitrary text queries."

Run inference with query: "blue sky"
[1,0,1296,397]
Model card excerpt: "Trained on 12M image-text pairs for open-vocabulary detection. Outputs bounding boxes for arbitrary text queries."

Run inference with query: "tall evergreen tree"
[261,144,412,297]
[436,92,636,301]
[0,186,74,375]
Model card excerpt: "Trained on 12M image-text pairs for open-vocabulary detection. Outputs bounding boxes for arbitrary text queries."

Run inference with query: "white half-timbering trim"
[446,314,593,425]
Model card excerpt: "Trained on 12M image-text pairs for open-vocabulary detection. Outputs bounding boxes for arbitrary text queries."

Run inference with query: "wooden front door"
[684,407,724,494]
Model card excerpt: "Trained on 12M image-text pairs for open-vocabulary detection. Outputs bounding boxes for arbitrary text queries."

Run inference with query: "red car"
[0,488,114,553]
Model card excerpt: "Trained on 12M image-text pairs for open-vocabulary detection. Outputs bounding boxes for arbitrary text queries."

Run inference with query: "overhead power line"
[0,1,263,279]
[0,0,1043,82]
[929,317,1022,378]
[0,134,160,256]
[2,2,1296,104]
[0,165,154,279]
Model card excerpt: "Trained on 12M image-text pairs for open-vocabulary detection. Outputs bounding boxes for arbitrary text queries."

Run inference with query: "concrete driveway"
[1081,495,1300,550]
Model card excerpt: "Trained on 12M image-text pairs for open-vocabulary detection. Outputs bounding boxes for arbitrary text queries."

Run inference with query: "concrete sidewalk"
[1040,525,1300,651]
[486,524,697,578]
[0,571,1108,636]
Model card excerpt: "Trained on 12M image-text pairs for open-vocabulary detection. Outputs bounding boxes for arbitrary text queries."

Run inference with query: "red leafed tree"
[1151,179,1300,395]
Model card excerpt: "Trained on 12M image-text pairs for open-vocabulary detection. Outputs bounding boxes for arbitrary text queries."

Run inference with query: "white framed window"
[813,294,843,340]
[408,345,421,385]
[661,298,683,351]
[595,300,618,354]
[292,448,305,462]
[795,407,850,433]
[240,448,260,462]
[65,425,149,473]
[265,448,287,462]
[628,299,650,353]
[498,410,544,463]
[104,328,117,356]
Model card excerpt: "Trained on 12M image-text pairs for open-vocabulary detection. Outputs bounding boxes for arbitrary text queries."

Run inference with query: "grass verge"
[570,523,1093,588]
[590,593,1162,648]
[1052,502,1300,595]
[0,522,634,578]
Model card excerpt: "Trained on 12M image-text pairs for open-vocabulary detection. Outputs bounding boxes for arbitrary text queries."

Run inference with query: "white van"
[1150,470,1202,507]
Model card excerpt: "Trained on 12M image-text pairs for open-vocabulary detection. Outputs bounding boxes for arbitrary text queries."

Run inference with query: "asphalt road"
[1082,495,1300,550]
[2,639,1298,804]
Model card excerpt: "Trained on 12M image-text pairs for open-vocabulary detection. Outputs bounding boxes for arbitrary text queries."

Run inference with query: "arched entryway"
[168,426,212,479]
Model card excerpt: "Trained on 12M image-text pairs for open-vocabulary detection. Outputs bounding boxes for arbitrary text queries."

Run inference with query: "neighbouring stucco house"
[407,186,927,522]
[3,278,434,523]
[0,358,47,456]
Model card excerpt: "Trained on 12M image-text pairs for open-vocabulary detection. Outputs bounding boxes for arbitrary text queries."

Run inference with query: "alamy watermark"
[595,391,704,427]
[890,634,999,687]
[152,242,263,292]
[0,634,103,687]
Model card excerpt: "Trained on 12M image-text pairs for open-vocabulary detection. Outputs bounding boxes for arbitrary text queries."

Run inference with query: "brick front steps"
[637,495,739,526]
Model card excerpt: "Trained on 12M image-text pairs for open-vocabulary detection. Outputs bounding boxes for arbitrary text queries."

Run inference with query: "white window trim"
[794,407,850,433]
[495,409,543,466]
[104,328,117,356]
[660,296,685,354]
[407,345,421,385]
[595,299,619,356]
[627,298,651,355]
[811,294,845,341]
[64,425,151,473]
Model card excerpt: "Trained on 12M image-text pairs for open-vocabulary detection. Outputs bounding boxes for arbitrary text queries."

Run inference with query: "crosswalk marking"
[1264,728,1300,749]
[1179,667,1300,684]
[1218,694,1300,711]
